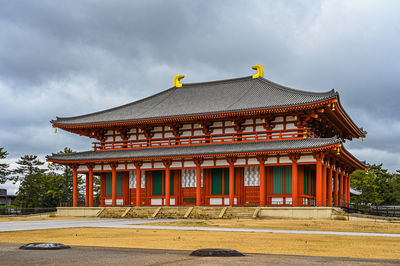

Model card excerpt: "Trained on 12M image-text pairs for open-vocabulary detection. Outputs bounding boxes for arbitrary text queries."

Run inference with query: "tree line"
[0,147,99,208]
[1,146,400,207]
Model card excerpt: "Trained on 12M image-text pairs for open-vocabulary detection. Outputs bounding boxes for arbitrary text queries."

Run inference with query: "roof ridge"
[181,75,253,87]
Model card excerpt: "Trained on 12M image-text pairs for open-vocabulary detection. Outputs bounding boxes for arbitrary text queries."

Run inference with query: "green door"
[273,166,284,194]
[211,168,223,195]
[223,168,236,194]
[152,170,163,196]
[169,170,174,196]
[285,166,292,194]
[105,172,122,196]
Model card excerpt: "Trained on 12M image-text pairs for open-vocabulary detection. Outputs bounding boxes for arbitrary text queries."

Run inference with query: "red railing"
[93,128,318,151]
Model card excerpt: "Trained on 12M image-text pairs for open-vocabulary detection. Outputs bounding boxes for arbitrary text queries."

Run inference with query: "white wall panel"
[215,160,229,166]
[279,156,291,163]
[298,155,315,163]
[183,161,196,168]
[265,157,277,164]
[202,160,214,167]
[247,158,259,165]
[235,159,246,165]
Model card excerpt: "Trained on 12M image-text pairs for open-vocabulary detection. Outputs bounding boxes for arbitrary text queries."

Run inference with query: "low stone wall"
[57,207,104,217]
[258,207,341,220]
[57,206,348,220]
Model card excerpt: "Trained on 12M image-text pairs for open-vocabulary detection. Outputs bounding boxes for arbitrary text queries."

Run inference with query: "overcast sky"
[1,0,400,194]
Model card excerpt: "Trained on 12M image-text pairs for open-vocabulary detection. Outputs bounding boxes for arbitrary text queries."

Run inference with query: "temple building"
[47,65,366,208]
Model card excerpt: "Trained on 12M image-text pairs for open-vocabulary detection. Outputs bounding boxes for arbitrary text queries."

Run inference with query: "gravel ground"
[1,243,399,266]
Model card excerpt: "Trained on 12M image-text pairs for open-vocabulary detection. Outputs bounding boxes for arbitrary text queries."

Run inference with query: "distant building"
[48,65,366,208]
[0,189,16,206]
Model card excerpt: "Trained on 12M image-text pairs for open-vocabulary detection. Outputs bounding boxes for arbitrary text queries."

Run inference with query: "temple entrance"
[209,168,237,205]
[149,170,178,205]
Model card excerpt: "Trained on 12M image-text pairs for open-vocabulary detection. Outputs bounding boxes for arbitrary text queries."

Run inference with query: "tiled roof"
[47,137,340,162]
[52,76,336,126]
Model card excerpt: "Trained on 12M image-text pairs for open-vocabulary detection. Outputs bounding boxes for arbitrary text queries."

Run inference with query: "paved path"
[2,243,399,265]
[1,218,400,238]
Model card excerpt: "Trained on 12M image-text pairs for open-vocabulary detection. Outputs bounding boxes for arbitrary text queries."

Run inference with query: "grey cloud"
[0,0,399,174]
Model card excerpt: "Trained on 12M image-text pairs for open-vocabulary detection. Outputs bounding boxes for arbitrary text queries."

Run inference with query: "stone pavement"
[1,243,399,266]
[1,218,400,238]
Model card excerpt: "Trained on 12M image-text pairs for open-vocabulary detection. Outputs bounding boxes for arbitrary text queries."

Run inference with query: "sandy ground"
[1,243,399,266]
[1,227,400,260]
[144,219,400,234]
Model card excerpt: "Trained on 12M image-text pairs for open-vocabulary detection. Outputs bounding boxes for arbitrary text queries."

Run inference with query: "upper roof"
[52,76,337,126]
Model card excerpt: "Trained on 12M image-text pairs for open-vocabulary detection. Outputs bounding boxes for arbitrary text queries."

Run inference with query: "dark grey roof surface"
[52,76,336,126]
[47,137,340,161]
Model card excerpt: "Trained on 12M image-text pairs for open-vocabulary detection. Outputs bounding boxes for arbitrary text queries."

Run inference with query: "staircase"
[98,207,127,218]
[223,207,258,219]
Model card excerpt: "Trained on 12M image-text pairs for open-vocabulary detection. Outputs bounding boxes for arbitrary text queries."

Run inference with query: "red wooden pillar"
[134,161,143,206]
[290,153,300,206]
[315,154,323,206]
[85,174,89,206]
[163,160,172,206]
[194,158,204,206]
[111,163,117,206]
[322,163,327,206]
[88,164,94,207]
[347,174,350,204]
[256,155,268,206]
[339,172,344,206]
[327,166,333,207]
[227,157,237,206]
[334,170,339,207]
[72,165,78,207]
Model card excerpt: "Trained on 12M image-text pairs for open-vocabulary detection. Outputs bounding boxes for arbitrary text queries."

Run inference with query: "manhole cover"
[190,248,244,257]
[19,242,71,250]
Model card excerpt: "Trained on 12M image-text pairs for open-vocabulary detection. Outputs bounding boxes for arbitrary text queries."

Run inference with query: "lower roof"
[48,137,340,162]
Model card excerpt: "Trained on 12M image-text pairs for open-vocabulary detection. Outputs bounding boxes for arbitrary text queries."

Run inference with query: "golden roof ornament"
[252,64,264,79]
[173,74,184,87]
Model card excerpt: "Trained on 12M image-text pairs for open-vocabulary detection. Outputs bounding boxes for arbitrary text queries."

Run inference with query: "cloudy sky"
[1,0,400,194]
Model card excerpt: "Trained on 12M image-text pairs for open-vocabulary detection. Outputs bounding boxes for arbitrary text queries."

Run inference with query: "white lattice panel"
[244,166,260,186]
[181,168,203,188]
[129,171,146,189]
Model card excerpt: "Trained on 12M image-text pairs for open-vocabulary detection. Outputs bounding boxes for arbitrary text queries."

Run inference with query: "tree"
[12,155,46,208]
[351,164,400,206]
[48,147,74,204]
[0,147,10,183]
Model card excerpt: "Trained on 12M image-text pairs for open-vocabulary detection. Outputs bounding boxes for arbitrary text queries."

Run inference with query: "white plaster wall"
[141,163,153,169]
[184,161,196,168]
[215,160,229,166]
[235,158,246,165]
[298,155,315,163]
[116,164,125,170]
[170,161,182,168]
[286,123,297,130]
[280,156,291,164]
[265,157,278,164]
[247,158,259,165]
[202,160,214,167]
[224,127,235,134]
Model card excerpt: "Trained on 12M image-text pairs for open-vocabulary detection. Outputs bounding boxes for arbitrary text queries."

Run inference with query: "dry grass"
[144,219,400,234]
[1,227,400,259]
